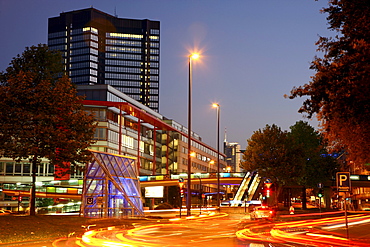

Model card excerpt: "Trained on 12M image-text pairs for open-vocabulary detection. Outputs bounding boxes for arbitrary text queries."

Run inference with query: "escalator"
[230,171,261,206]
[230,172,251,206]
[245,174,261,201]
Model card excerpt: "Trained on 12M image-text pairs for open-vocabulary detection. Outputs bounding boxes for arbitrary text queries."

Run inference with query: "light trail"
[236,214,370,246]
[52,213,370,246]
[72,212,229,247]
[322,214,370,229]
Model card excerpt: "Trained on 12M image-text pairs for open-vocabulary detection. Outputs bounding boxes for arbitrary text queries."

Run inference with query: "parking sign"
[336,172,351,192]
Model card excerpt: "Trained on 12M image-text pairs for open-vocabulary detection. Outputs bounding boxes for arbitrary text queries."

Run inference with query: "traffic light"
[18,196,22,202]
[262,187,271,198]
[317,189,323,198]
[198,192,202,200]
[266,188,271,198]
[180,189,184,197]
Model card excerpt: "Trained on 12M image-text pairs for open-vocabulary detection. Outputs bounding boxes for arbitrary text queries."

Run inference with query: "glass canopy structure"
[81,150,144,218]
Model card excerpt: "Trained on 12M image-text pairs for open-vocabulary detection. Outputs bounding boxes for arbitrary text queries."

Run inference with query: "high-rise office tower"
[48,8,160,111]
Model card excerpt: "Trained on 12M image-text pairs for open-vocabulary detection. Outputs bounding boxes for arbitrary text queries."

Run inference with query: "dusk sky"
[0,0,332,150]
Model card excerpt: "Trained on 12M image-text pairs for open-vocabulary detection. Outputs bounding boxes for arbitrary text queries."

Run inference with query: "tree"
[287,0,370,166]
[241,122,339,207]
[0,44,96,215]
[288,121,339,187]
[241,124,301,203]
[288,121,339,209]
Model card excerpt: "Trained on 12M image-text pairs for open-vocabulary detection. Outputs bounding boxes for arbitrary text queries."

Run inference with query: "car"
[250,206,275,220]
[220,200,232,207]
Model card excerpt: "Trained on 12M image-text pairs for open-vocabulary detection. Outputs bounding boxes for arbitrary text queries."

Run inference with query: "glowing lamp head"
[212,103,219,108]
[190,53,200,60]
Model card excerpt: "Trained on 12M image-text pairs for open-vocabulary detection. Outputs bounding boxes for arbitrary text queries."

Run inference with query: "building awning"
[83,100,177,131]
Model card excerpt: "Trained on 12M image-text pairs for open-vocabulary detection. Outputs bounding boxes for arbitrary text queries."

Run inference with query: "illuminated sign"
[336,172,351,192]
[145,186,164,198]
[86,197,94,205]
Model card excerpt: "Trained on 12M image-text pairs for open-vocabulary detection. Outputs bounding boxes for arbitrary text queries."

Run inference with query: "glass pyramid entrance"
[81,150,144,218]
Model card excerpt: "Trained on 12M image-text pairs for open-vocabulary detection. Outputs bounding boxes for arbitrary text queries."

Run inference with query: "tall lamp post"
[212,103,220,211]
[187,53,199,216]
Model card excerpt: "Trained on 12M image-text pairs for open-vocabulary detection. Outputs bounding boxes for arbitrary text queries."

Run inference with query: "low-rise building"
[0,84,227,211]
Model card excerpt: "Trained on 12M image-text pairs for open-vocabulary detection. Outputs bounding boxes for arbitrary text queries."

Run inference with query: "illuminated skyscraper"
[224,141,242,173]
[48,8,160,111]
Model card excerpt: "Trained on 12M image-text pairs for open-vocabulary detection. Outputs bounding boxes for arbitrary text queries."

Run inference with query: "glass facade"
[82,150,143,218]
[48,8,160,112]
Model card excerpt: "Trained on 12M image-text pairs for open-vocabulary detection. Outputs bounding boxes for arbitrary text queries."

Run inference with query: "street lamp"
[187,53,199,216]
[208,160,215,173]
[212,103,220,211]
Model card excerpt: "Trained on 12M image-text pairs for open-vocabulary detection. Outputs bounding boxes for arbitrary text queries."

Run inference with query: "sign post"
[17,193,21,213]
[178,178,184,218]
[336,172,351,239]
[337,172,351,192]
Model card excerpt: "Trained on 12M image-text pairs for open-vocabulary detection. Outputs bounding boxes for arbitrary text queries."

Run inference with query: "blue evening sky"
[0,0,332,149]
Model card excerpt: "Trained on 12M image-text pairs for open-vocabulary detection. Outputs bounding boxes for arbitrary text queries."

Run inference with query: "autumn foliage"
[288,0,370,166]
[0,44,97,215]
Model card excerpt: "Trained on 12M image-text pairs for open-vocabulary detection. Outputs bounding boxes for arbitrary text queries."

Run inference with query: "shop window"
[5,163,13,175]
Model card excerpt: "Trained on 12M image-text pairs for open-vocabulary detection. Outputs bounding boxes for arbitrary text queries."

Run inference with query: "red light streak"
[237,214,370,246]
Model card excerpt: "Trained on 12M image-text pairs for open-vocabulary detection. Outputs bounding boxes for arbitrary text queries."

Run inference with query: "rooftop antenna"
[114,6,118,17]
[224,127,228,144]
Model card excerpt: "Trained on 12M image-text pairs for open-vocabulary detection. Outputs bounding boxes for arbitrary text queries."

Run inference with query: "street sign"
[265,183,272,189]
[336,172,351,239]
[86,197,94,205]
[336,172,351,192]
[178,178,184,188]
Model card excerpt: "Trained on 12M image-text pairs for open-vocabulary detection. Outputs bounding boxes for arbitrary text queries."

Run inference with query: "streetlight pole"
[213,103,220,211]
[195,175,202,214]
[187,53,199,216]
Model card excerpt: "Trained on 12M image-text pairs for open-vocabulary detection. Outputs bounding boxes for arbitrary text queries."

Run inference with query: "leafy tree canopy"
[0,44,97,215]
[287,0,370,166]
[288,121,339,188]
[0,44,96,167]
[241,122,339,189]
[241,124,298,186]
